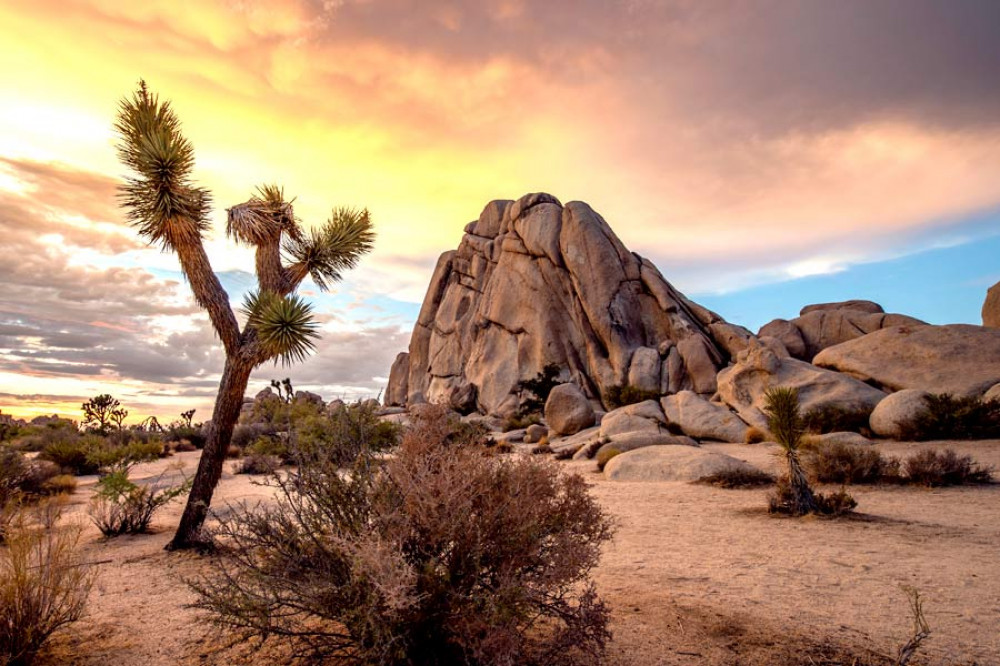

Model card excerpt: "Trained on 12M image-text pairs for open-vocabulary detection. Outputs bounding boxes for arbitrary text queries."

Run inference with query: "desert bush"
[230,423,274,451]
[167,424,206,449]
[744,426,768,444]
[602,384,660,410]
[515,362,563,419]
[89,467,191,537]
[39,475,77,496]
[291,401,402,467]
[596,447,621,472]
[0,507,94,665]
[902,449,992,487]
[503,412,541,432]
[697,468,775,488]
[554,447,576,460]
[899,394,1000,441]
[802,404,873,435]
[234,454,280,476]
[172,439,198,453]
[768,478,857,516]
[37,436,103,476]
[532,444,554,455]
[583,438,607,460]
[807,442,900,485]
[245,435,289,461]
[192,413,615,665]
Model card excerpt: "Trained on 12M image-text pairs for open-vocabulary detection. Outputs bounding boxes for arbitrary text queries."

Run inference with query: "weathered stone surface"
[814,324,1000,398]
[810,431,873,447]
[600,400,667,438]
[387,193,743,416]
[759,301,926,361]
[595,431,698,458]
[603,446,762,482]
[661,391,749,443]
[984,282,1000,328]
[254,387,277,402]
[385,352,409,406]
[524,423,549,444]
[549,425,601,456]
[717,341,887,430]
[869,389,930,440]
[544,383,595,436]
[293,391,323,406]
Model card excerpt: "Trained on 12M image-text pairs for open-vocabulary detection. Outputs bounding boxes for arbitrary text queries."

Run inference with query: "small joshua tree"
[115,82,374,550]
[764,386,819,515]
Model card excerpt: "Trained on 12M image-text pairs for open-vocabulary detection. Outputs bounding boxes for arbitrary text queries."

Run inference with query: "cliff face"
[387,193,752,416]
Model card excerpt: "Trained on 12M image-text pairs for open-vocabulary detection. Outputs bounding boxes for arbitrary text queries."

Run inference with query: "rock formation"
[984,281,1000,328]
[388,193,752,415]
[758,300,926,361]
[813,324,1000,398]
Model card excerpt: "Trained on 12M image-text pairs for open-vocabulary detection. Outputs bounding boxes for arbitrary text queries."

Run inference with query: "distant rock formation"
[758,300,926,361]
[984,281,1000,328]
[387,193,753,416]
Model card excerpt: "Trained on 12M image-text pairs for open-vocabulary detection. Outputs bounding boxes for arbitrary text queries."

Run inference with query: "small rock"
[869,389,930,440]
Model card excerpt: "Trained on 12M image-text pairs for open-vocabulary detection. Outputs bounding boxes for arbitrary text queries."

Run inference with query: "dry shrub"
[234,453,280,475]
[768,478,857,516]
[697,468,774,488]
[89,467,191,537]
[596,447,620,472]
[807,442,900,485]
[172,439,198,453]
[900,393,1000,440]
[532,443,554,455]
[802,404,873,435]
[39,475,77,497]
[744,427,768,444]
[0,505,94,665]
[903,449,992,487]
[192,411,615,666]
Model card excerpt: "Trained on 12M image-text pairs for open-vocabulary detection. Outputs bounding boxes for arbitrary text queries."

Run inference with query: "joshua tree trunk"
[785,453,819,516]
[167,353,254,550]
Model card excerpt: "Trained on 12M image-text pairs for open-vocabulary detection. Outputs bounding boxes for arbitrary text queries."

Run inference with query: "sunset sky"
[1,0,999,423]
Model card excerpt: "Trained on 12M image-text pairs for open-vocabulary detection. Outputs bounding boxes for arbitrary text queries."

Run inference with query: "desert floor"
[40,438,1000,665]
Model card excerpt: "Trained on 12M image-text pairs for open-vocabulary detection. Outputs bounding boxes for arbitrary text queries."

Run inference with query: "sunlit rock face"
[387,193,752,416]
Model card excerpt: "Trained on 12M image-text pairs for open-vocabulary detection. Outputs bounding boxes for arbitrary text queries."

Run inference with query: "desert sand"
[41,439,1000,665]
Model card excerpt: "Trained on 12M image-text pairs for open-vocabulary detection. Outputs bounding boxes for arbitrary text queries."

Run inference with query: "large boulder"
[603,446,763,482]
[984,281,1000,328]
[544,383,596,436]
[869,389,930,440]
[599,400,667,438]
[758,300,926,361]
[660,391,749,443]
[814,324,1000,398]
[385,352,410,407]
[594,431,698,458]
[717,341,887,430]
[387,193,747,416]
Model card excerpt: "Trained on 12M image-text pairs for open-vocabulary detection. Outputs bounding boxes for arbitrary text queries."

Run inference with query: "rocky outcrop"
[717,340,887,429]
[758,300,926,361]
[599,400,668,438]
[603,446,762,482]
[544,383,595,436]
[392,193,748,416]
[384,352,410,407]
[814,324,1000,398]
[984,282,1000,328]
[660,391,749,443]
[869,389,930,440]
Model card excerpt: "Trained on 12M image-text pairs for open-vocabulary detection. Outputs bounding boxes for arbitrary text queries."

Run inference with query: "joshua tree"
[82,394,127,434]
[763,386,819,515]
[115,82,374,550]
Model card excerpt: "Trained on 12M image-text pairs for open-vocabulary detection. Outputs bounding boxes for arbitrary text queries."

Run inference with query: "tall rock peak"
[387,193,753,416]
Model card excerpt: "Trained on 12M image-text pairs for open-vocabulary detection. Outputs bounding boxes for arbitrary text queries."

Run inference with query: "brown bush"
[234,453,280,475]
[806,442,900,485]
[903,449,992,487]
[192,411,615,666]
[768,478,857,516]
[744,427,768,444]
[0,506,94,665]
[697,468,774,488]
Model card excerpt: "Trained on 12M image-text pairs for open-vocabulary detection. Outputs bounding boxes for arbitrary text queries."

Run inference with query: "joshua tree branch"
[175,243,240,354]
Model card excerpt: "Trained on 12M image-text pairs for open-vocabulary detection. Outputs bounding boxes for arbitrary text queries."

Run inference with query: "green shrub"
[596,447,621,472]
[903,449,992,487]
[764,387,824,516]
[38,438,100,476]
[39,475,77,496]
[167,424,206,449]
[697,468,774,488]
[768,478,856,516]
[900,394,1000,440]
[89,467,191,537]
[602,385,660,410]
[806,442,900,484]
[515,362,563,418]
[0,508,94,665]
[192,413,614,666]
[245,436,289,461]
[503,412,541,432]
[802,404,874,434]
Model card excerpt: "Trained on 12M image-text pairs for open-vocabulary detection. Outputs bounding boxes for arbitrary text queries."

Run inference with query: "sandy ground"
[38,439,1000,665]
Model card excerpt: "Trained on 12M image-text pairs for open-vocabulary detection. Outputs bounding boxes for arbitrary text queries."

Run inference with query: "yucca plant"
[115,82,374,550]
[764,386,819,516]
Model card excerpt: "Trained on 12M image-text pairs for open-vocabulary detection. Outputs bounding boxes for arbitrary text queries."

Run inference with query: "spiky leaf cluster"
[283,207,375,291]
[114,81,211,250]
[227,184,302,247]
[242,291,320,366]
[764,386,804,452]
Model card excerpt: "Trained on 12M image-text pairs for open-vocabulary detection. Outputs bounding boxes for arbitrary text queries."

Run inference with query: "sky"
[1,0,999,423]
